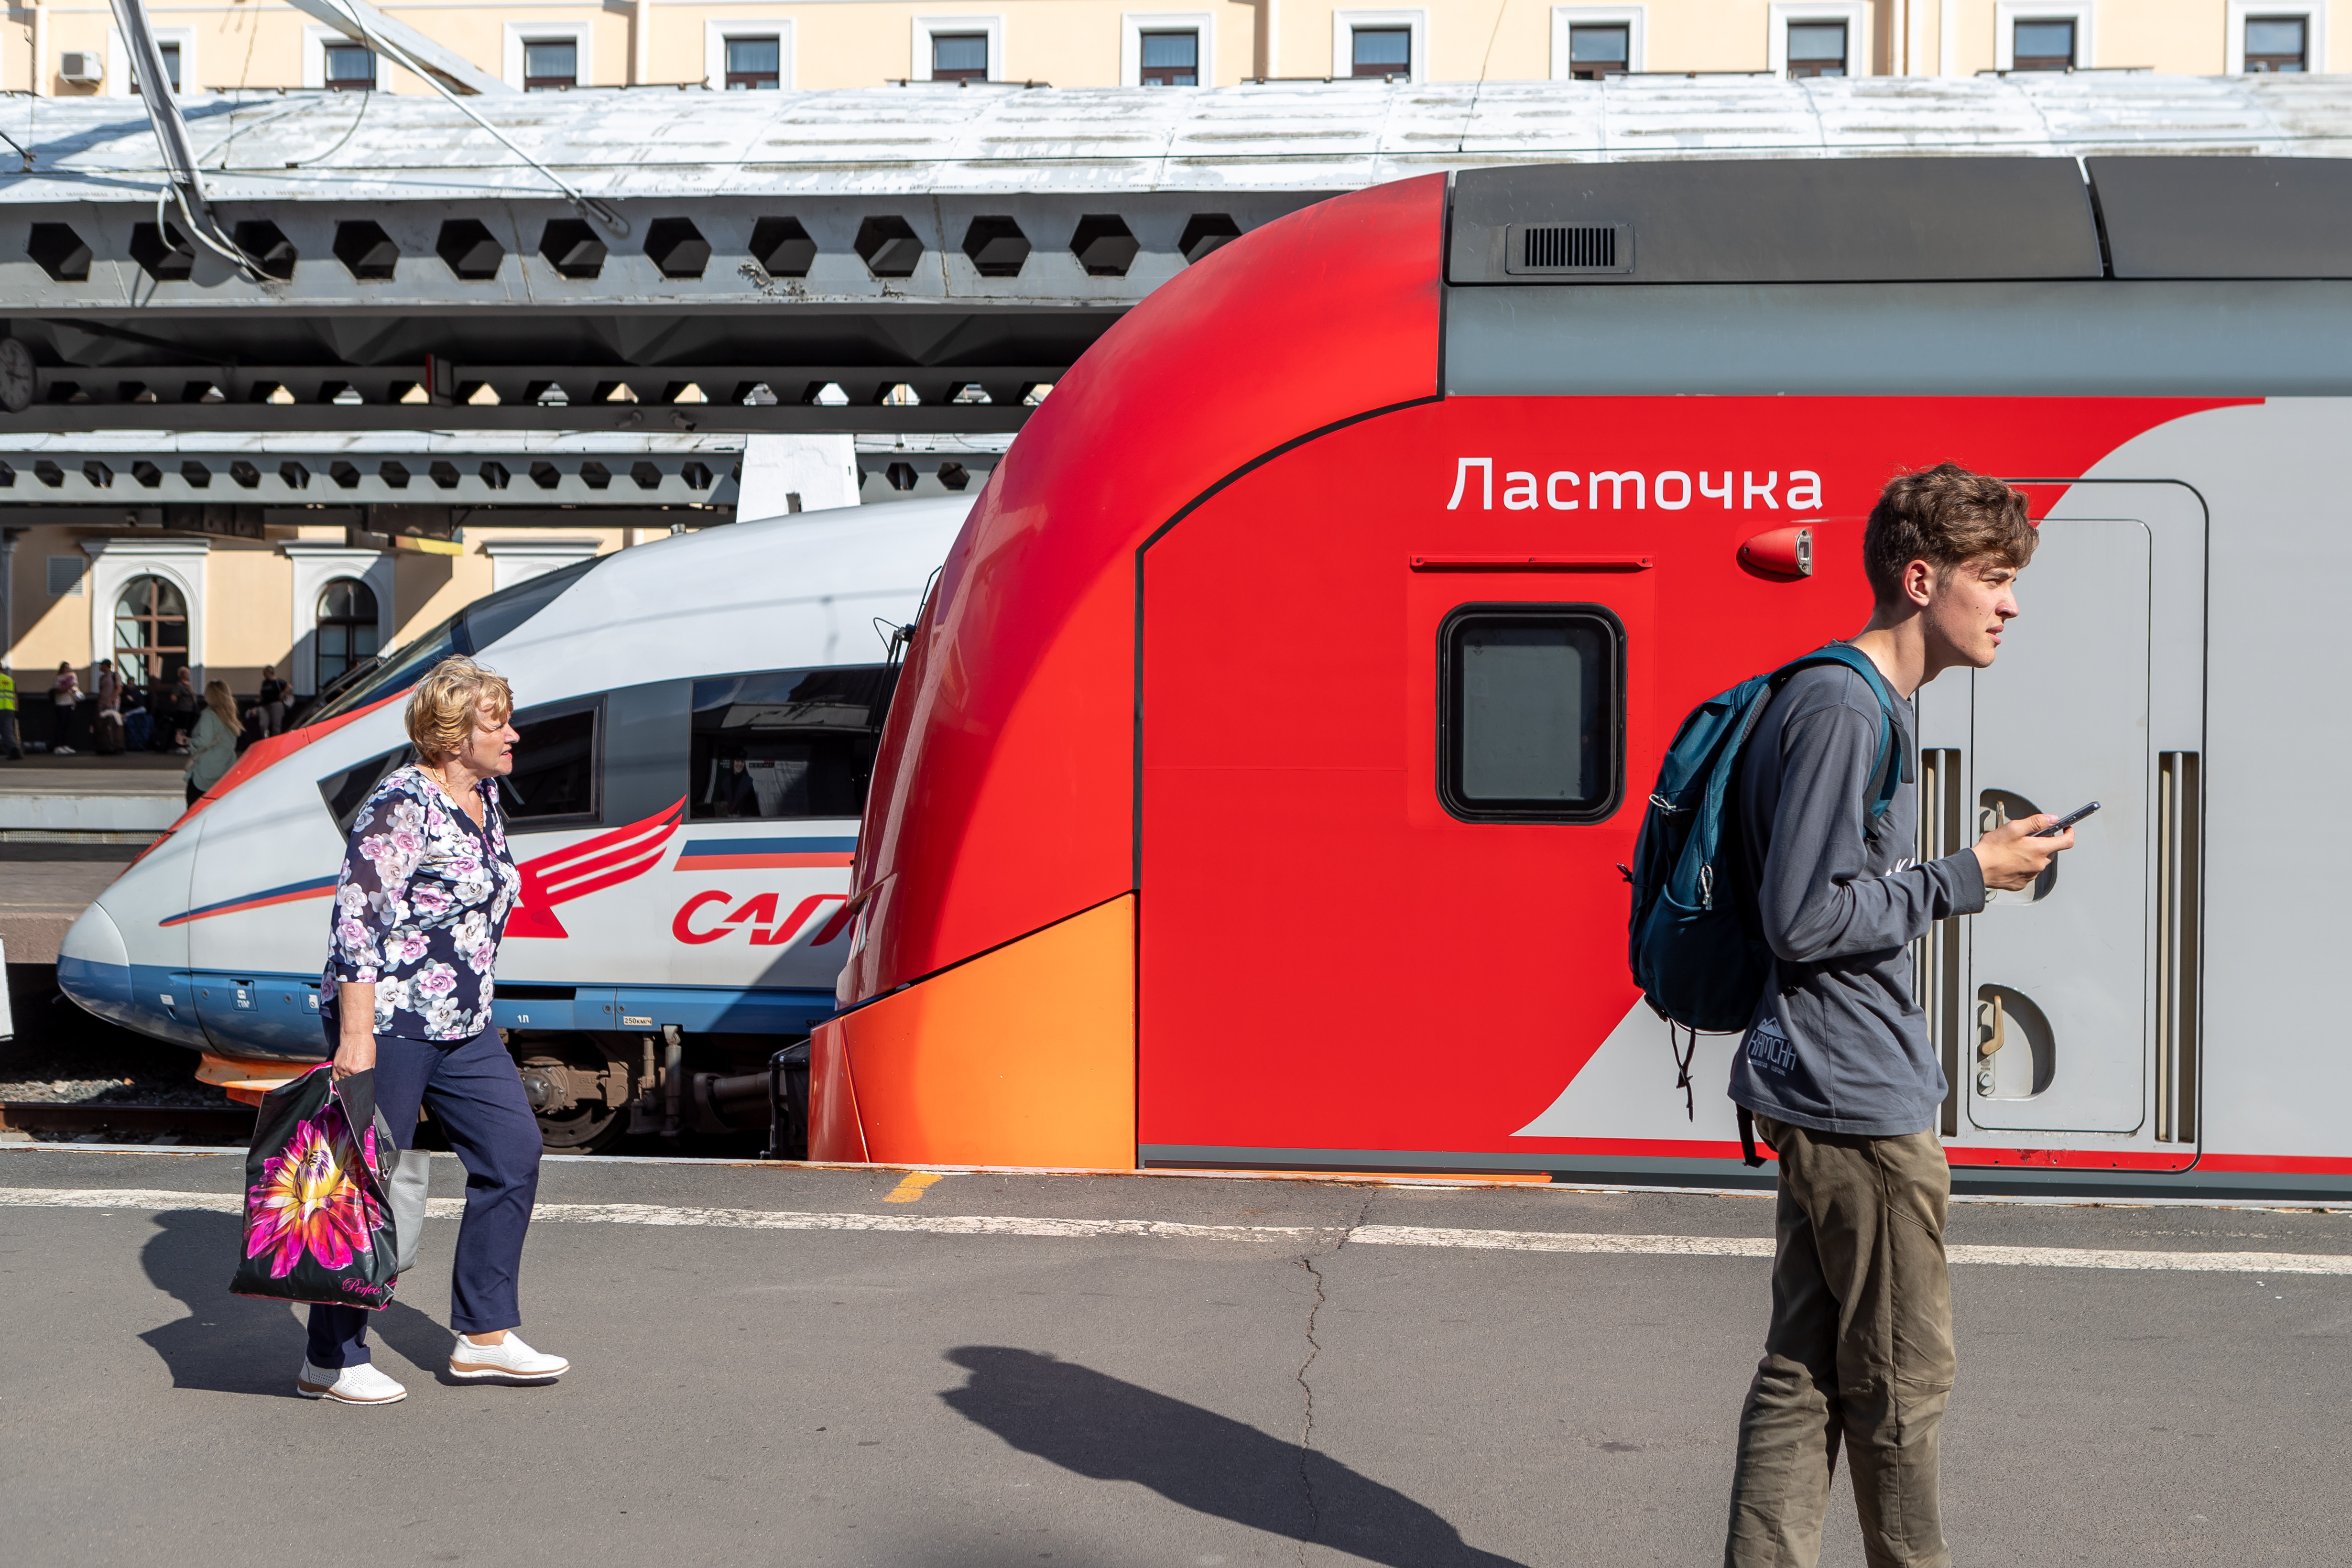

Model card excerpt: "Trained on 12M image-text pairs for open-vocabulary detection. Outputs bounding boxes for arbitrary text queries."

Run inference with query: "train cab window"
[319,746,413,834]
[501,700,601,827]
[1438,605,1623,823]
[689,665,901,821]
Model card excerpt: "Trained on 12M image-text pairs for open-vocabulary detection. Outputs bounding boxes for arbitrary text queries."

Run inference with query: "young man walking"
[1723,464,2070,1568]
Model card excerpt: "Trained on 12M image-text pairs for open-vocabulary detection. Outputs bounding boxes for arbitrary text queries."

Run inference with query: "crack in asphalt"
[1294,1195,1374,1565]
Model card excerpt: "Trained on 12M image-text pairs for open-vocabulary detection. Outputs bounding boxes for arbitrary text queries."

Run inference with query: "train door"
[1915,483,2204,1148]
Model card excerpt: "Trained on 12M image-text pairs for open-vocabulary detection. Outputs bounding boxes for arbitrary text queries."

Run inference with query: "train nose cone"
[56,902,139,1029]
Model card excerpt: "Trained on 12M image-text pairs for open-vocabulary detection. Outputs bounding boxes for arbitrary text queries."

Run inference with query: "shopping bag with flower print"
[229,1065,401,1310]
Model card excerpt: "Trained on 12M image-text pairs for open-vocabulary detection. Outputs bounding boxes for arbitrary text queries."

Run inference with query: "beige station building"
[0,0,2336,107]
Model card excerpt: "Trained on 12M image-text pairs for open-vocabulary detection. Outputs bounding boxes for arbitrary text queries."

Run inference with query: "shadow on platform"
[940,1346,1528,1568]
[137,1209,454,1395]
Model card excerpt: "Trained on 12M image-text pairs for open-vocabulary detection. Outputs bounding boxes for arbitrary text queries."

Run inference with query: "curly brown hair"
[1862,463,2036,607]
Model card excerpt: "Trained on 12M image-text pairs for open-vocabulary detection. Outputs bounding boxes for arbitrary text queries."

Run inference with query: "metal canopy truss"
[4,77,2351,443]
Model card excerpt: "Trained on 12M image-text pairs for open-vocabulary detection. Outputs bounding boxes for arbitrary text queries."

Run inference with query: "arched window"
[316,578,381,687]
[113,575,189,682]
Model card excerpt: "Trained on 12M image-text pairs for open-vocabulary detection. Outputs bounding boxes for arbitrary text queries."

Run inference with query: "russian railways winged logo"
[504,800,684,940]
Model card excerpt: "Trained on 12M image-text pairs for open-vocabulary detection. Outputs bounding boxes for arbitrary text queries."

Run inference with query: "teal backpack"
[1623,644,1903,1161]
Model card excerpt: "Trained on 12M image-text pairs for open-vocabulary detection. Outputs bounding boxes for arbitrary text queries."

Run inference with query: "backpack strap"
[1775,644,1906,823]
[1738,1106,1768,1169]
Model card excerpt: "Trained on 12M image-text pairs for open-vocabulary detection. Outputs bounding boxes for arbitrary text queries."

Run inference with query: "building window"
[325,43,375,90]
[1140,30,1199,84]
[1785,20,1847,75]
[523,38,578,90]
[114,575,189,683]
[1568,23,1630,77]
[726,35,782,88]
[1437,604,1623,824]
[315,578,381,689]
[133,41,181,95]
[1352,25,1412,76]
[931,33,989,81]
[2010,18,2076,68]
[2244,15,2308,69]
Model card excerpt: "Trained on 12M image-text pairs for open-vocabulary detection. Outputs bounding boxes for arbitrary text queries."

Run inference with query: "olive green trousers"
[1723,1116,1957,1568]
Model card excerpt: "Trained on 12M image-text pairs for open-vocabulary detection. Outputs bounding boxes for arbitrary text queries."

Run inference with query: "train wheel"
[514,1037,630,1154]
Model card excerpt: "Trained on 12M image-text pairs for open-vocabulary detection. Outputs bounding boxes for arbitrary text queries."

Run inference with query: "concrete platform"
[0,846,136,966]
[2,1151,2347,1567]
[0,754,185,840]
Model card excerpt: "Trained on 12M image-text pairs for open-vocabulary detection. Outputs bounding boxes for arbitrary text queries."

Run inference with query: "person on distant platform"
[0,661,20,761]
[297,655,566,1407]
[165,665,199,754]
[49,662,78,756]
[254,664,288,738]
[183,681,242,806]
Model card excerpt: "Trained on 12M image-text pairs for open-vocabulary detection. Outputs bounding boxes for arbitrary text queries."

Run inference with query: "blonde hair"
[203,679,242,737]
[404,657,513,762]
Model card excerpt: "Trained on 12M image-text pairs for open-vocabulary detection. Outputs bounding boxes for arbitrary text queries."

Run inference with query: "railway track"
[0,1101,255,1143]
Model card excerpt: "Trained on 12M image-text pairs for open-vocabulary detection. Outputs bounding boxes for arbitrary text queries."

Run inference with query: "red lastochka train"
[813,155,2352,1201]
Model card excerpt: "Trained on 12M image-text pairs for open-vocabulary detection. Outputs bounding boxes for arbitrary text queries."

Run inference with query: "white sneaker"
[296,1360,407,1405]
[448,1331,568,1383]
[52,746,74,756]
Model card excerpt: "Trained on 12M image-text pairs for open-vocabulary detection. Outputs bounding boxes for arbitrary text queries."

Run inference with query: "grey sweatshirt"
[1725,663,1986,1138]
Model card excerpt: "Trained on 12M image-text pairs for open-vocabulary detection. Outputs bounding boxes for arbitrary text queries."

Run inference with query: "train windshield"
[304,557,600,725]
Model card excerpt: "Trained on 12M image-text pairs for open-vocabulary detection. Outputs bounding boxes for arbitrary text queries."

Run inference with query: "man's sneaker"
[295,1360,407,1405]
[52,746,74,756]
[448,1331,568,1383]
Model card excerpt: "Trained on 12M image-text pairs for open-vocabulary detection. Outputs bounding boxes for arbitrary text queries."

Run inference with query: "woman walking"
[298,655,569,1406]
[183,680,241,806]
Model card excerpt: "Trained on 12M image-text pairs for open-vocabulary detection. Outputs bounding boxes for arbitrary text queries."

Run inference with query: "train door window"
[1351,26,1412,77]
[2010,18,2076,68]
[1785,21,1847,76]
[1569,23,1630,78]
[2243,15,2307,70]
[1437,605,1623,823]
[1139,30,1200,85]
[931,33,989,82]
[689,665,900,820]
[501,699,602,828]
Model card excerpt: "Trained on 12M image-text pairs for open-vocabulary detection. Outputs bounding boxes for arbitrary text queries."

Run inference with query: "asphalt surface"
[3,1150,2348,1567]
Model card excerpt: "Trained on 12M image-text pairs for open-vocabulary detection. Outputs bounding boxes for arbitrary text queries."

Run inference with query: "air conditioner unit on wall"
[59,51,104,86]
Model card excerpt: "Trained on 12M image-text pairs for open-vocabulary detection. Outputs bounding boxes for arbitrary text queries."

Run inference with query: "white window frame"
[82,539,208,690]
[482,537,602,595]
[1550,4,1646,78]
[912,15,1006,82]
[106,24,196,98]
[2226,0,2323,71]
[1333,8,1427,82]
[1123,11,1215,86]
[1993,0,2092,69]
[504,22,592,91]
[1768,0,1870,76]
[303,25,381,91]
[280,544,393,698]
[705,19,795,90]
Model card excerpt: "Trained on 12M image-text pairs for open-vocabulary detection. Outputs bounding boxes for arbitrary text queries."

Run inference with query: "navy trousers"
[306,1025,543,1368]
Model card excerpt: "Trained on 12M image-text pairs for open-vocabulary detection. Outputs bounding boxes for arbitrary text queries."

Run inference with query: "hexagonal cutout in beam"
[855,216,923,279]
[751,217,817,278]
[333,220,400,281]
[537,219,605,281]
[961,216,1031,278]
[27,223,92,282]
[130,222,195,282]
[1180,213,1242,265]
[233,220,298,281]
[1070,215,1139,278]
[436,219,504,281]
[643,217,710,280]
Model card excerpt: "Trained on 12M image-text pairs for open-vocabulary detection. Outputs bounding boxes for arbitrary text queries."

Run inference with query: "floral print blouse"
[323,765,523,1041]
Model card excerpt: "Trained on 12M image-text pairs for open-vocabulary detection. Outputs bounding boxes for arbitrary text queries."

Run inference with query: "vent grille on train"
[1501,221,1633,276]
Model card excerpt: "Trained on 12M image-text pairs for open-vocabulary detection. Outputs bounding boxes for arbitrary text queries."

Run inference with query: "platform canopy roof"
[1,74,2349,441]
